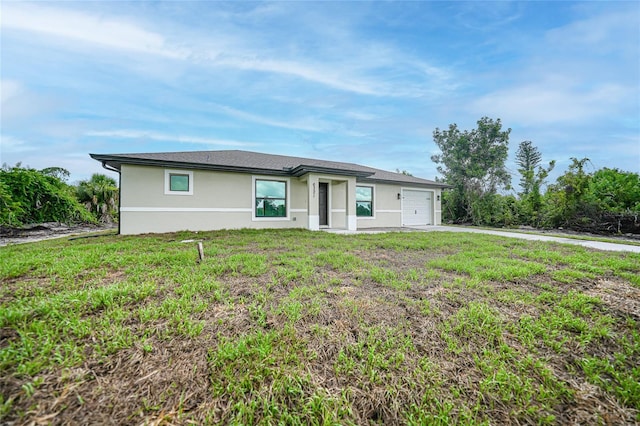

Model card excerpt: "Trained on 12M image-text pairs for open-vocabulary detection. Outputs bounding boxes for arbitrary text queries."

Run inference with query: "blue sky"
[1,1,638,186]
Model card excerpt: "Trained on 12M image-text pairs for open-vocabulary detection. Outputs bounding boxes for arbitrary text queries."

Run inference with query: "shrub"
[0,165,95,226]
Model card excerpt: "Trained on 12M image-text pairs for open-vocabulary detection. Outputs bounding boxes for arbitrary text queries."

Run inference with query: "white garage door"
[402,190,433,226]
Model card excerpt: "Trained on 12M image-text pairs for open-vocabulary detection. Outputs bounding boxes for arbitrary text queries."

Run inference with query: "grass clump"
[208,328,351,425]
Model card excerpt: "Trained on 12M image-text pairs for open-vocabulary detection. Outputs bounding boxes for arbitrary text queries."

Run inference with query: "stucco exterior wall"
[356,183,402,228]
[119,165,307,234]
[118,165,444,234]
[357,183,402,229]
[356,184,443,228]
[330,181,347,229]
[435,188,443,224]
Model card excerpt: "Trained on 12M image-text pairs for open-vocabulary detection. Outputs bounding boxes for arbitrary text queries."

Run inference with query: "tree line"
[0,164,118,227]
[432,117,640,234]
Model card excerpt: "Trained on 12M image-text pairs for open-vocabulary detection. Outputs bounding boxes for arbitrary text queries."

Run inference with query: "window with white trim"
[164,170,193,195]
[255,179,287,217]
[356,185,373,217]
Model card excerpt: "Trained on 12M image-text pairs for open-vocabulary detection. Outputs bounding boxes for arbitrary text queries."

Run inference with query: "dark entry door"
[319,183,328,226]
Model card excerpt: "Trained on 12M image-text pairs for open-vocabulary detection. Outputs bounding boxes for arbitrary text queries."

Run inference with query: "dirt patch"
[0,222,117,246]
[15,337,215,425]
[357,248,448,271]
[586,279,640,319]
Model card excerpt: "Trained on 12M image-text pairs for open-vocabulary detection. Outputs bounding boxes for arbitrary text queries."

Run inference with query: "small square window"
[164,169,193,195]
[170,174,190,192]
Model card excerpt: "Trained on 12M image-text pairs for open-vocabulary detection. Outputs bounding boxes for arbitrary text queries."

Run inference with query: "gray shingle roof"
[90,150,448,188]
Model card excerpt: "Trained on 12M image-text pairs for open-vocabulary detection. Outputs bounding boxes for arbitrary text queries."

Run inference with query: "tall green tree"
[395,169,414,176]
[431,117,511,224]
[516,141,542,196]
[76,174,119,223]
[515,141,555,226]
[40,167,71,182]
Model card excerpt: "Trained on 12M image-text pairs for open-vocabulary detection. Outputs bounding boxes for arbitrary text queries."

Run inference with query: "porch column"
[307,174,320,230]
[346,177,357,231]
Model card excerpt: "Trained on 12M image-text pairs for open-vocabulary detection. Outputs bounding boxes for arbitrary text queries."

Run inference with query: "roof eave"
[358,176,452,188]
[89,154,290,176]
[287,165,373,178]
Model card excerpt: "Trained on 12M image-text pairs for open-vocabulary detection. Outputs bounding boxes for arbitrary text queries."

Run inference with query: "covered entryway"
[303,173,357,231]
[402,189,433,226]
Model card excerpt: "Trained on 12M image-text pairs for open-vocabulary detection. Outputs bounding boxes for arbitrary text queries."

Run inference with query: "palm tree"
[76,174,118,223]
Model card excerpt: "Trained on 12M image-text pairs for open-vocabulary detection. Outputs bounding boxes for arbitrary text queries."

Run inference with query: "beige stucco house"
[90,150,448,235]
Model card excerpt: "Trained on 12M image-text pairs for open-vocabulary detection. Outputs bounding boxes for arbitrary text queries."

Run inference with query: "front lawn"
[1,229,639,424]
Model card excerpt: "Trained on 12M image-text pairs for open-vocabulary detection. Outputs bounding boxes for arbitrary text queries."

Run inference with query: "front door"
[319,182,329,226]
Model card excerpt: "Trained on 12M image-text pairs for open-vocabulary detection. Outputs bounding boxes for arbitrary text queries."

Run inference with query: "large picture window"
[356,186,373,217]
[255,179,287,217]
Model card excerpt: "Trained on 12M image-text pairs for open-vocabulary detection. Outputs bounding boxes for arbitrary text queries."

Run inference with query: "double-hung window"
[255,179,287,217]
[356,186,373,217]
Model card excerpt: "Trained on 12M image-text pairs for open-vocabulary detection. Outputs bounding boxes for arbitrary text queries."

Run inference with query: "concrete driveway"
[407,225,640,253]
[328,226,640,253]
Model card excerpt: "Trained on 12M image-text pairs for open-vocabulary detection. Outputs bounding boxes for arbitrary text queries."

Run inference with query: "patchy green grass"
[1,229,639,424]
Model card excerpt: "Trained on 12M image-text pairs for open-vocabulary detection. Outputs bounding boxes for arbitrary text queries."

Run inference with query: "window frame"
[356,185,375,218]
[164,169,194,195]
[252,176,290,221]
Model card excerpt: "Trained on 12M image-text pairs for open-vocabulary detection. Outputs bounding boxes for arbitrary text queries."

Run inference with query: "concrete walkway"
[328,226,640,253]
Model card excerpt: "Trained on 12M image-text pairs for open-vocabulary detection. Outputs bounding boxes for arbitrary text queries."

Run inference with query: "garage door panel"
[402,190,433,226]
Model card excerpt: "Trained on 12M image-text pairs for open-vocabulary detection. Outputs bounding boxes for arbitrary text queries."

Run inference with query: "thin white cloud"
[1,80,23,103]
[216,56,382,96]
[344,111,379,121]
[86,130,259,147]
[453,2,523,32]
[0,135,38,155]
[214,104,328,132]
[1,3,186,59]
[470,79,632,125]
[2,3,371,94]
[1,3,451,98]
[546,7,638,53]
[0,80,61,124]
